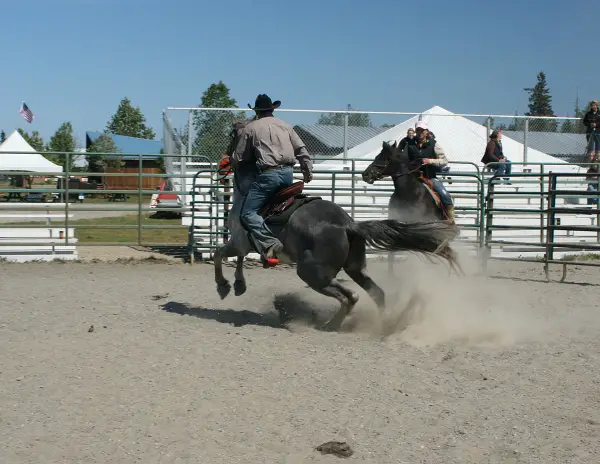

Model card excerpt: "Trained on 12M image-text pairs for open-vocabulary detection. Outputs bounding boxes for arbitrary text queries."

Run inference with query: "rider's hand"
[303,171,313,183]
[422,158,430,165]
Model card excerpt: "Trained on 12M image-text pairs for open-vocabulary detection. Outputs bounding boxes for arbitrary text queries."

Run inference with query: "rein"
[372,163,422,182]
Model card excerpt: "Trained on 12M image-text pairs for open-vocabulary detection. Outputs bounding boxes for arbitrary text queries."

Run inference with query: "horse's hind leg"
[313,279,359,331]
[296,254,358,331]
[344,237,386,309]
[233,255,247,296]
[214,241,241,300]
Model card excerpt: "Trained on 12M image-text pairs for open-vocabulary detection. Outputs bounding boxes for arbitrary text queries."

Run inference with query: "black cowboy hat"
[248,94,281,111]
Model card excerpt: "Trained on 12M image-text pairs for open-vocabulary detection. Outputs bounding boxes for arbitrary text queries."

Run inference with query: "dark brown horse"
[362,140,447,223]
[211,123,460,331]
[361,141,460,272]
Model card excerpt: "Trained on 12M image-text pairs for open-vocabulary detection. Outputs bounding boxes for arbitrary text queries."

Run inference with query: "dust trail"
[348,251,548,347]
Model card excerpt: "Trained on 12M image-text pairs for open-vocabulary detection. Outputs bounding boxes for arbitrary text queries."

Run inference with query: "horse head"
[361,141,410,184]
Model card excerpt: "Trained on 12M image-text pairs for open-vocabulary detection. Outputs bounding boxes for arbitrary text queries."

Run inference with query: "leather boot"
[263,242,284,268]
[445,206,455,224]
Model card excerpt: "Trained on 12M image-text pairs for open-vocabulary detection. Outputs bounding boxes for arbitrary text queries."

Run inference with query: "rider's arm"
[424,143,448,167]
[289,128,313,174]
[583,111,591,128]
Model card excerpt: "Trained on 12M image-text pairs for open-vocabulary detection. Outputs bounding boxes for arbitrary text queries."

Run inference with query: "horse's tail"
[346,219,461,272]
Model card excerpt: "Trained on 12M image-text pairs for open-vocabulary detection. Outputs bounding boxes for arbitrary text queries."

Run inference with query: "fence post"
[138,153,143,246]
[351,159,356,219]
[182,111,192,207]
[523,119,529,166]
[64,153,70,246]
[596,172,600,243]
[343,107,349,166]
[482,179,495,273]
[545,172,556,272]
[478,173,485,249]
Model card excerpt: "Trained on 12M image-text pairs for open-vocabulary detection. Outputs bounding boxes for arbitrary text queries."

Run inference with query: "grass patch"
[3,214,188,245]
[560,253,600,262]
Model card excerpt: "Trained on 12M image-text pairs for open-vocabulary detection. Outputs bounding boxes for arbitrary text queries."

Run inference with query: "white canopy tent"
[318,106,581,174]
[0,130,62,173]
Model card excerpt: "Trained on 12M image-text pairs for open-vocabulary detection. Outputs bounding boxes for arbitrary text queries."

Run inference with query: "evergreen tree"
[87,133,123,171]
[27,131,45,152]
[48,122,76,152]
[524,71,557,132]
[572,95,587,134]
[16,129,60,163]
[106,97,155,139]
[506,112,526,131]
[318,104,372,127]
[0,130,6,143]
[47,122,77,168]
[561,118,574,133]
[192,81,242,162]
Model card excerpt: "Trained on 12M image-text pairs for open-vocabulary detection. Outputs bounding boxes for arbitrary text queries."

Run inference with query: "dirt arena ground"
[1,252,599,463]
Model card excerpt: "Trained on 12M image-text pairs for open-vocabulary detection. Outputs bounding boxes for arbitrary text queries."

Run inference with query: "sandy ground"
[1,252,600,464]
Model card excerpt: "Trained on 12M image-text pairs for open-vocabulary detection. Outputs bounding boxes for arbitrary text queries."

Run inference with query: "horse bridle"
[369,157,423,183]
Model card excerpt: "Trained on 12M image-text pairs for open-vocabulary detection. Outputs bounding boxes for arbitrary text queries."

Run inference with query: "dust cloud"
[345,251,548,348]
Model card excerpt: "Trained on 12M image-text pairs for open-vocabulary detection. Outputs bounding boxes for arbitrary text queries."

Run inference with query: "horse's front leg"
[214,242,237,300]
[233,255,247,296]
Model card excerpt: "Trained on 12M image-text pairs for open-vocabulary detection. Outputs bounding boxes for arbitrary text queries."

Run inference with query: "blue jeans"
[240,166,294,256]
[488,159,512,177]
[587,132,600,152]
[430,178,453,206]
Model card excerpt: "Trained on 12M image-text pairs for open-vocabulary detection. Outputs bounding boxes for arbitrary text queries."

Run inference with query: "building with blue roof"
[85,131,163,159]
[85,131,165,190]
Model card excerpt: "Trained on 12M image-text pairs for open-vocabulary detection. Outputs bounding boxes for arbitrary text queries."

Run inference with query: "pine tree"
[0,130,6,143]
[28,131,45,152]
[572,95,587,134]
[506,112,526,131]
[561,118,574,133]
[87,134,123,170]
[47,122,77,168]
[106,97,155,139]
[524,72,558,132]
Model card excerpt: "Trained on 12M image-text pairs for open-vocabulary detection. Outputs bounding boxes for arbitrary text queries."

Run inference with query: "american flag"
[19,102,34,123]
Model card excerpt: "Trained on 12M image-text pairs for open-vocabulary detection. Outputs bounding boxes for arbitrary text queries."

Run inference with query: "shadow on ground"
[160,292,334,331]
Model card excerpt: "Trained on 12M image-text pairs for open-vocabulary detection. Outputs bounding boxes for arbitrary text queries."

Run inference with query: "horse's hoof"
[321,323,339,332]
[321,318,342,332]
[217,282,231,300]
[234,280,247,296]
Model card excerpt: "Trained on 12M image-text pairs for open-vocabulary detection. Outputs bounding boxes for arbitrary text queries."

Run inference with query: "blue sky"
[1,0,597,147]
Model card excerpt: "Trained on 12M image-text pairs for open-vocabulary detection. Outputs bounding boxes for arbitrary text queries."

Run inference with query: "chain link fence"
[162,108,590,175]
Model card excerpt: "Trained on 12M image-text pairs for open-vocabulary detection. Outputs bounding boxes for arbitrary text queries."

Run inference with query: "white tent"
[0,130,62,173]
[319,106,580,173]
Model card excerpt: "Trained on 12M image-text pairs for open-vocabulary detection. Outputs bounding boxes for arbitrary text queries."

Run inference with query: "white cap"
[415,120,429,130]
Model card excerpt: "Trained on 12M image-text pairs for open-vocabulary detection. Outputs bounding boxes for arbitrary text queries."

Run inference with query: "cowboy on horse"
[230,94,313,267]
[406,120,455,222]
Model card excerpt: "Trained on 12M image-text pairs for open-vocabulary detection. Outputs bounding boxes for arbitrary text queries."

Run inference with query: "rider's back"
[242,116,311,172]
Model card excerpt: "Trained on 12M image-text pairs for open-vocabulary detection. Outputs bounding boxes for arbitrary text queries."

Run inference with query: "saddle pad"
[265,195,321,226]
[417,176,444,213]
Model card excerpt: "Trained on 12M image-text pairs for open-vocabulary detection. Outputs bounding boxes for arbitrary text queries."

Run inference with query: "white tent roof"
[0,130,62,173]
[319,106,580,173]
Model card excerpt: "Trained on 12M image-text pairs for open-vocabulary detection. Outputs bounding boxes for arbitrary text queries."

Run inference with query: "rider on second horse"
[406,120,455,222]
[230,94,313,267]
